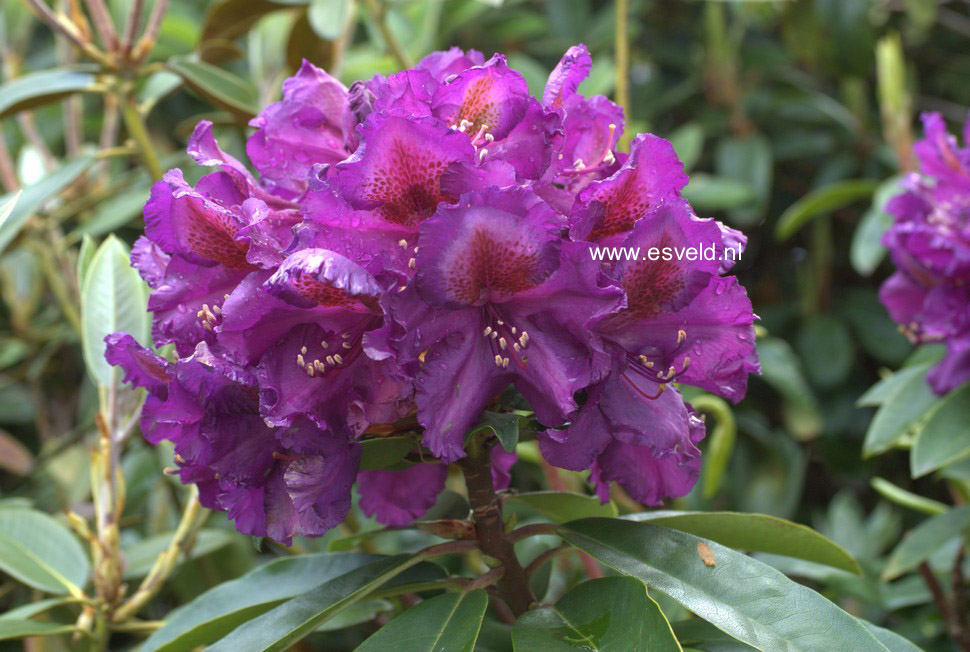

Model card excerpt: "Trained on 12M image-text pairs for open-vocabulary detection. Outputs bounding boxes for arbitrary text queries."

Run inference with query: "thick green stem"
[120,94,163,181]
[615,0,631,142]
[461,442,535,616]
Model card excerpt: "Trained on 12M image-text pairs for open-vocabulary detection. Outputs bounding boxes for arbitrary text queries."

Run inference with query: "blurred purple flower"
[881,113,970,394]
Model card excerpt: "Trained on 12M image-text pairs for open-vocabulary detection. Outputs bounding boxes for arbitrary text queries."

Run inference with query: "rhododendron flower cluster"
[106,45,759,543]
[881,113,970,395]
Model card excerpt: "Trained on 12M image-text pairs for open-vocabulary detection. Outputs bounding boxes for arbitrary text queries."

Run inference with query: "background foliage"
[1,0,969,650]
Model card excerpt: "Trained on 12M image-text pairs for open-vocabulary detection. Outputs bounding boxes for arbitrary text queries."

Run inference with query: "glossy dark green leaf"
[672,619,755,651]
[0,508,89,594]
[910,382,970,477]
[359,436,416,470]
[512,577,680,652]
[882,505,970,580]
[0,619,74,641]
[167,59,259,120]
[207,555,439,652]
[0,154,97,255]
[626,511,859,573]
[506,491,617,523]
[0,68,100,118]
[850,177,903,276]
[561,519,890,652]
[775,179,878,241]
[357,590,488,652]
[144,552,380,651]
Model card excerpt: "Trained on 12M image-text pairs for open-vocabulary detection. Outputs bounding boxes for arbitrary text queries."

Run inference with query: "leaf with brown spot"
[697,542,716,567]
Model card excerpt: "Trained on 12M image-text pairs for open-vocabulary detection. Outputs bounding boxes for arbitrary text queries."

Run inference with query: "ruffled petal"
[247,60,352,197]
[543,44,592,109]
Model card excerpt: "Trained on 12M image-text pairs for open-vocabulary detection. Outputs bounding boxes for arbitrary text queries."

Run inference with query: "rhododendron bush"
[0,1,966,651]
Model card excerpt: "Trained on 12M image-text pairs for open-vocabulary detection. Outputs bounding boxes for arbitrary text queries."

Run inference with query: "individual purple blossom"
[107,44,760,541]
[881,112,970,394]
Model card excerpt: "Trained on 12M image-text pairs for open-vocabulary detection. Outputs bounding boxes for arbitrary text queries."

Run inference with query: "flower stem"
[120,93,163,181]
[615,0,631,132]
[112,486,204,623]
[460,441,535,617]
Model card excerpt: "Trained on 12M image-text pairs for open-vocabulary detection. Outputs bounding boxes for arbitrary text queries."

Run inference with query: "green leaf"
[856,362,932,408]
[910,381,970,477]
[560,519,890,652]
[672,619,756,651]
[144,552,381,651]
[0,154,97,255]
[122,529,235,580]
[469,412,525,452]
[309,0,350,40]
[882,505,970,580]
[80,235,150,387]
[207,555,442,652]
[668,123,704,172]
[850,177,903,276]
[76,234,96,291]
[625,511,860,574]
[756,338,822,441]
[0,620,74,641]
[319,598,392,632]
[512,577,681,652]
[0,597,75,621]
[682,174,756,212]
[715,133,773,226]
[0,68,100,118]
[870,478,947,516]
[860,620,924,652]
[796,314,854,389]
[0,191,20,228]
[167,59,259,120]
[0,508,89,594]
[71,185,149,239]
[775,179,878,241]
[360,436,416,471]
[506,491,617,523]
[356,590,488,652]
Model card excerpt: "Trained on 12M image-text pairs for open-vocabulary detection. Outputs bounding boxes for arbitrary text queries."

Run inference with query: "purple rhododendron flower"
[106,44,759,541]
[881,113,970,394]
